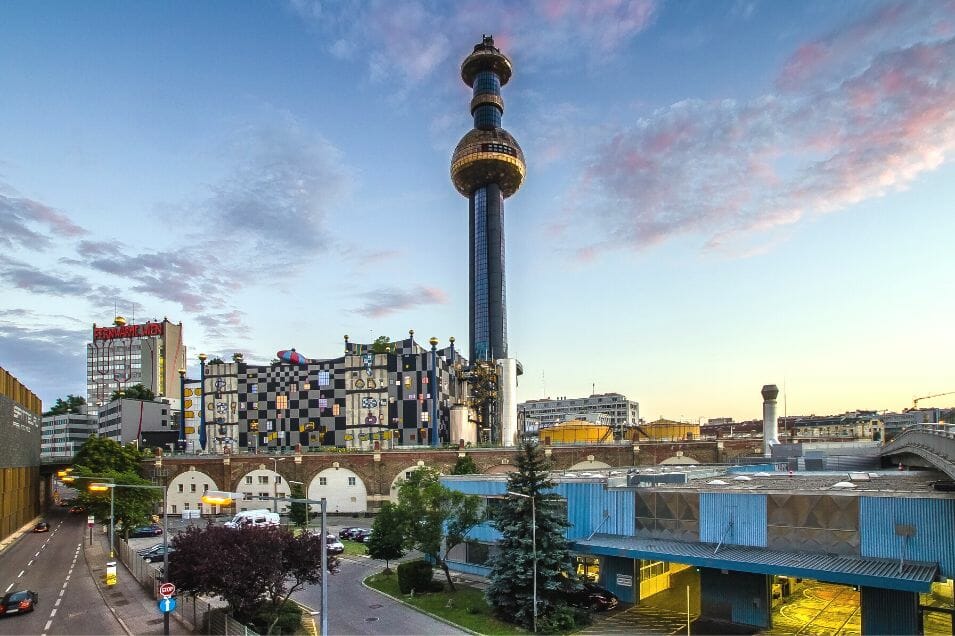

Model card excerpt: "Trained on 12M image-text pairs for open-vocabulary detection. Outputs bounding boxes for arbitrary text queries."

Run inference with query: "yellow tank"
[540,419,613,445]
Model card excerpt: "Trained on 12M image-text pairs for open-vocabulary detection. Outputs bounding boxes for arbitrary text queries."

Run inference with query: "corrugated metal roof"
[572,534,938,593]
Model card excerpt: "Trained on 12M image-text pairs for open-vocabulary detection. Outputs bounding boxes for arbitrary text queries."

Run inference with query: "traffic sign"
[87,515,95,528]
[158,597,176,613]
[159,582,176,597]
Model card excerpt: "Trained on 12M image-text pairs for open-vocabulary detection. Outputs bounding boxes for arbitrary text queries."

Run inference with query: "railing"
[116,539,258,636]
[881,424,955,479]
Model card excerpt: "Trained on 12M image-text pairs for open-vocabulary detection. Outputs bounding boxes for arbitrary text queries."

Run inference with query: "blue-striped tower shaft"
[451,36,526,363]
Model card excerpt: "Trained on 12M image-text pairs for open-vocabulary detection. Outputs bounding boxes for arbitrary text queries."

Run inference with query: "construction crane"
[912,391,955,408]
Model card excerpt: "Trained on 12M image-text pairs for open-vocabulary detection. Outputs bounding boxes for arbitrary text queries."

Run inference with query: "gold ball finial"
[232,352,244,362]
[113,316,127,327]
[409,329,415,337]
[198,353,208,362]
[429,337,439,347]
[178,368,186,377]
[449,336,455,344]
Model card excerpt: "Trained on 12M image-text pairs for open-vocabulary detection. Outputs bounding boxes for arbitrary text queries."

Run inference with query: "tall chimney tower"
[762,384,780,457]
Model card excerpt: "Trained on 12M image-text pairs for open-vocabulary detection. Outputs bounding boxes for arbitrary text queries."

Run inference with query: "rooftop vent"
[707,479,728,485]
[849,472,871,481]
[753,472,771,477]
[832,481,857,489]
[732,475,753,481]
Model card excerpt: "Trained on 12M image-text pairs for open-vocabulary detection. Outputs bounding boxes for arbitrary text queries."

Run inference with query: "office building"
[86,316,186,415]
[98,397,178,449]
[520,393,641,432]
[41,409,96,460]
[0,367,42,542]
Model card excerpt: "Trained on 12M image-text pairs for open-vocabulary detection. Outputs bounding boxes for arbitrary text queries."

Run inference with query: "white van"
[224,509,280,529]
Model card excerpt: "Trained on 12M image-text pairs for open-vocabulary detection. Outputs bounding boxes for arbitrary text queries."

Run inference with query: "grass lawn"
[364,571,526,635]
[341,539,368,556]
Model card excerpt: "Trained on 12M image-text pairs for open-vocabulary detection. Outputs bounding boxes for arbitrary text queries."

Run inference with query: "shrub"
[250,601,303,635]
[396,559,434,595]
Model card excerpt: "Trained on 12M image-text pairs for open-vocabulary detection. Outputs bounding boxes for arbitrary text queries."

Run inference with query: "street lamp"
[271,457,286,514]
[178,368,187,453]
[508,491,537,633]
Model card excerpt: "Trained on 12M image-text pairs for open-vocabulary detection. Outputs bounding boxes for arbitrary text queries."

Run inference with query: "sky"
[1,0,954,422]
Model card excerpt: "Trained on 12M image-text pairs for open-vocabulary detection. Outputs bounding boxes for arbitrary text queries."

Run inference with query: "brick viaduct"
[149,439,761,507]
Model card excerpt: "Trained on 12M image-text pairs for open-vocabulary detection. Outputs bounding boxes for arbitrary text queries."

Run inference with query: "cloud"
[0,192,87,250]
[572,4,955,256]
[354,286,449,318]
[0,255,93,295]
[0,319,89,405]
[206,121,348,255]
[196,310,249,341]
[290,0,656,85]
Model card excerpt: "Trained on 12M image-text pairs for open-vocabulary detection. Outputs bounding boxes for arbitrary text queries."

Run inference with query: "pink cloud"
[573,7,955,258]
[356,286,449,318]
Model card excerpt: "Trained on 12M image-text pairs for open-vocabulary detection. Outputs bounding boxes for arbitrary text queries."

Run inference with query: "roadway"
[293,520,467,636]
[0,507,123,636]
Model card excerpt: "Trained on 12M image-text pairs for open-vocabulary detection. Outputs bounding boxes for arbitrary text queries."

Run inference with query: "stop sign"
[159,582,176,597]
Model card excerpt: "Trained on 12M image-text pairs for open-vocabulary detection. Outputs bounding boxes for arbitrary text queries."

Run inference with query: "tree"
[371,336,392,354]
[467,361,499,443]
[110,383,155,401]
[395,467,482,591]
[485,442,582,631]
[169,525,338,634]
[44,394,86,416]
[72,435,160,536]
[451,454,479,475]
[366,502,405,573]
[288,482,308,529]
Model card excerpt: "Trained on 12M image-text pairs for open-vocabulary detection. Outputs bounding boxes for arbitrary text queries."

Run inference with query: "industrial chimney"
[762,384,780,457]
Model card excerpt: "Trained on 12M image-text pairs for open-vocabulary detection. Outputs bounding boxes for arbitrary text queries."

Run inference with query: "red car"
[0,590,38,616]
[69,506,85,514]
[32,522,50,533]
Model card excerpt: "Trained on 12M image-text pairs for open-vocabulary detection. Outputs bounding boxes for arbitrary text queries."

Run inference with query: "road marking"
[59,589,65,598]
[64,575,70,581]
[4,583,12,592]
[44,619,52,630]
[34,552,40,558]
[61,582,68,590]
[17,570,24,578]
[50,608,57,617]
[54,598,61,607]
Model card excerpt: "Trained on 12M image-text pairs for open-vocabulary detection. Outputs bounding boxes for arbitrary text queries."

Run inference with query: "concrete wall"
[699,568,771,629]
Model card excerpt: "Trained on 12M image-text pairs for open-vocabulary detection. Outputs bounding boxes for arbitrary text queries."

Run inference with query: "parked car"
[344,527,371,540]
[568,582,619,612]
[129,524,163,538]
[68,506,85,514]
[32,522,50,533]
[338,527,359,539]
[325,536,345,555]
[137,543,164,556]
[0,590,38,616]
[143,547,175,563]
[353,529,373,543]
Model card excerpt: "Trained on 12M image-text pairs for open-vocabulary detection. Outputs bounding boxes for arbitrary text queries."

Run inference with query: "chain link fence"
[116,538,258,635]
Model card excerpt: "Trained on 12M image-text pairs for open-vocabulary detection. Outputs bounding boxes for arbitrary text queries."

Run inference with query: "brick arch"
[659,455,700,465]
[307,467,367,514]
[233,466,292,513]
[484,463,517,474]
[166,468,220,516]
[568,459,612,470]
[389,463,444,500]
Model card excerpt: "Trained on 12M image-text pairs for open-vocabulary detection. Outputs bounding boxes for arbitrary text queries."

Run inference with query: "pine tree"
[485,442,582,631]
[366,502,405,573]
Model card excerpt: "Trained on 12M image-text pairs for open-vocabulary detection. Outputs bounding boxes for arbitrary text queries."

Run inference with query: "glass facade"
[473,187,490,360]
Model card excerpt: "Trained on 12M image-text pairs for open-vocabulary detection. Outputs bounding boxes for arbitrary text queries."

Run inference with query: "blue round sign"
[159,597,177,613]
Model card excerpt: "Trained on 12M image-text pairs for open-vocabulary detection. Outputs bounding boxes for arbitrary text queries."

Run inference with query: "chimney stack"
[762,384,780,457]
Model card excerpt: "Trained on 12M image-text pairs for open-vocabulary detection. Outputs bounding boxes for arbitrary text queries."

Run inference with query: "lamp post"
[198,353,208,451]
[508,491,537,633]
[429,337,439,447]
[271,457,286,514]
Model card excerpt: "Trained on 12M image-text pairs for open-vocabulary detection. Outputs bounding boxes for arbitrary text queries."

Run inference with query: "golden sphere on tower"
[450,128,525,198]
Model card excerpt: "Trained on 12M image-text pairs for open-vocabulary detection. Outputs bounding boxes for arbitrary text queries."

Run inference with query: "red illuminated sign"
[93,322,164,341]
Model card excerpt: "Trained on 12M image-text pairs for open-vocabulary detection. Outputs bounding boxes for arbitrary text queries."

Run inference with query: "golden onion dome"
[113,316,127,326]
[450,128,525,198]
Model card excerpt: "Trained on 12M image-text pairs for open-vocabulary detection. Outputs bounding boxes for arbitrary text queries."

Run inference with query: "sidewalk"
[83,529,191,635]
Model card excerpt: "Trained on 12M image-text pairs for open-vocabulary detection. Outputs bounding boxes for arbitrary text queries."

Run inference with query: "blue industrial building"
[442,468,955,634]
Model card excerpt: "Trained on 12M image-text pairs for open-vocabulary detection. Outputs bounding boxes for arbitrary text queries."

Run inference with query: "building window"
[318,371,330,386]
[274,475,282,484]
[246,476,253,484]
[347,477,356,486]
[178,484,184,492]
[203,484,209,492]
[465,541,491,566]
[333,404,340,416]
[258,476,269,485]
[276,395,289,409]
[184,502,190,510]
[259,492,269,499]
[190,484,196,492]
[319,477,327,486]
[172,505,177,514]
